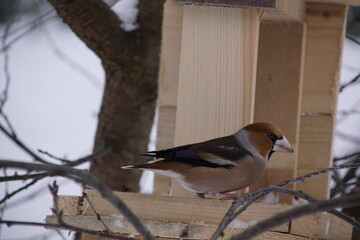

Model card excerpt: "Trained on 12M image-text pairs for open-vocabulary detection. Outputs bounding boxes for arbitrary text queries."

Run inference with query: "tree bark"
[48,0,165,191]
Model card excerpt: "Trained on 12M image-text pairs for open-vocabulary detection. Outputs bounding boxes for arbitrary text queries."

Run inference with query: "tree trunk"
[48,0,165,191]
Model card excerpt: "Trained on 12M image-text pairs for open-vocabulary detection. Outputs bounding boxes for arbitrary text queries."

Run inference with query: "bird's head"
[238,122,293,160]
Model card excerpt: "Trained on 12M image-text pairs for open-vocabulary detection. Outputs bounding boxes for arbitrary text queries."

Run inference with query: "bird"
[122,122,293,199]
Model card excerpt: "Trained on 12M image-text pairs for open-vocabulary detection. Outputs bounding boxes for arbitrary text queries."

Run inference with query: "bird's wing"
[143,135,251,168]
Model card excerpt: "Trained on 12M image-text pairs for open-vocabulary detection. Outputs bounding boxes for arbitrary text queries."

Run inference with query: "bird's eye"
[267,132,278,142]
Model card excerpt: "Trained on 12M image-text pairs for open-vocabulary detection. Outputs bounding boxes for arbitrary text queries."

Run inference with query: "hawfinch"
[123,122,293,198]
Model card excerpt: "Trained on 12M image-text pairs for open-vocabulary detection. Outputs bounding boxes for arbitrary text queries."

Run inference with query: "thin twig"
[49,181,64,224]
[64,146,111,167]
[0,8,55,39]
[42,27,103,90]
[0,123,52,164]
[0,219,134,240]
[229,194,360,240]
[0,111,16,135]
[38,149,71,164]
[0,178,40,205]
[0,172,47,182]
[334,152,360,161]
[336,131,360,145]
[211,163,360,240]
[277,163,360,187]
[0,147,111,182]
[83,191,114,233]
[0,18,12,112]
[347,34,360,45]
[231,186,360,230]
[0,160,154,240]
[340,72,360,92]
[0,15,57,53]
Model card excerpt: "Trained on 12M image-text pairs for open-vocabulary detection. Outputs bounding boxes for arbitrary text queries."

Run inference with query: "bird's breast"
[180,155,267,194]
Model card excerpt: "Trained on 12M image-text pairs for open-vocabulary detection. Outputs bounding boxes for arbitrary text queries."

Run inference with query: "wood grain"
[46,215,307,240]
[297,3,348,200]
[172,4,261,196]
[250,21,306,203]
[157,0,183,108]
[78,189,290,233]
[154,0,183,195]
[291,212,353,240]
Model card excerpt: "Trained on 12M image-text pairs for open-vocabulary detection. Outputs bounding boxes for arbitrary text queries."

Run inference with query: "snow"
[112,0,139,32]
[229,219,258,228]
[112,214,125,228]
[260,192,279,204]
[0,10,104,239]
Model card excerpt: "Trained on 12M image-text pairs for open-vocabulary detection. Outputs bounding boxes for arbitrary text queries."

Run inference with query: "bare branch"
[338,109,360,116]
[0,160,154,240]
[83,191,114,234]
[336,131,360,145]
[42,27,103,90]
[0,123,52,164]
[38,149,71,164]
[64,146,112,167]
[334,152,360,161]
[0,12,57,53]
[0,19,12,112]
[0,178,39,205]
[277,163,360,187]
[347,34,360,45]
[48,181,63,224]
[229,194,360,240]
[336,98,360,124]
[0,219,134,240]
[211,163,360,240]
[233,186,360,229]
[0,9,55,39]
[340,72,360,92]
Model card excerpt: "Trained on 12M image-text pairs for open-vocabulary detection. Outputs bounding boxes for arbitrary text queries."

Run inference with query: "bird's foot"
[221,193,239,200]
[210,193,239,200]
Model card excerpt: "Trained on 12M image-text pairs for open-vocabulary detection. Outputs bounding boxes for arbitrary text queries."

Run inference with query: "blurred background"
[0,0,359,239]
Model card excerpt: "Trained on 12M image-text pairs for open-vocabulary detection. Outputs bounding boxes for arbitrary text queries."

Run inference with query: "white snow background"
[0,1,359,239]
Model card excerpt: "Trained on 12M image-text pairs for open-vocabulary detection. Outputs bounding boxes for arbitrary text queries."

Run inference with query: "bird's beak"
[273,135,293,153]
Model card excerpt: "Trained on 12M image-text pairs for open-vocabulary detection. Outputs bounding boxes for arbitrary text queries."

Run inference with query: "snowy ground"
[0,6,360,240]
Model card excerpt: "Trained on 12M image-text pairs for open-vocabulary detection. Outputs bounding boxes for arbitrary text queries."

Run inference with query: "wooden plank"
[79,189,290,232]
[174,0,305,22]
[263,0,305,22]
[172,4,261,196]
[250,21,306,203]
[173,0,276,8]
[82,233,176,240]
[57,195,81,216]
[153,107,176,195]
[296,169,331,200]
[306,0,360,5]
[301,3,347,114]
[154,0,183,195]
[297,3,348,200]
[157,0,183,108]
[298,114,333,169]
[46,215,307,240]
[290,212,353,240]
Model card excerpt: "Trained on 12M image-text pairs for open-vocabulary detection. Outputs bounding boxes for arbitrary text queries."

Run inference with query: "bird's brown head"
[241,122,293,159]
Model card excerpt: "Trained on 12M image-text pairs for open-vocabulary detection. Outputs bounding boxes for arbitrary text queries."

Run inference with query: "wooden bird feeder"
[46,0,360,239]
